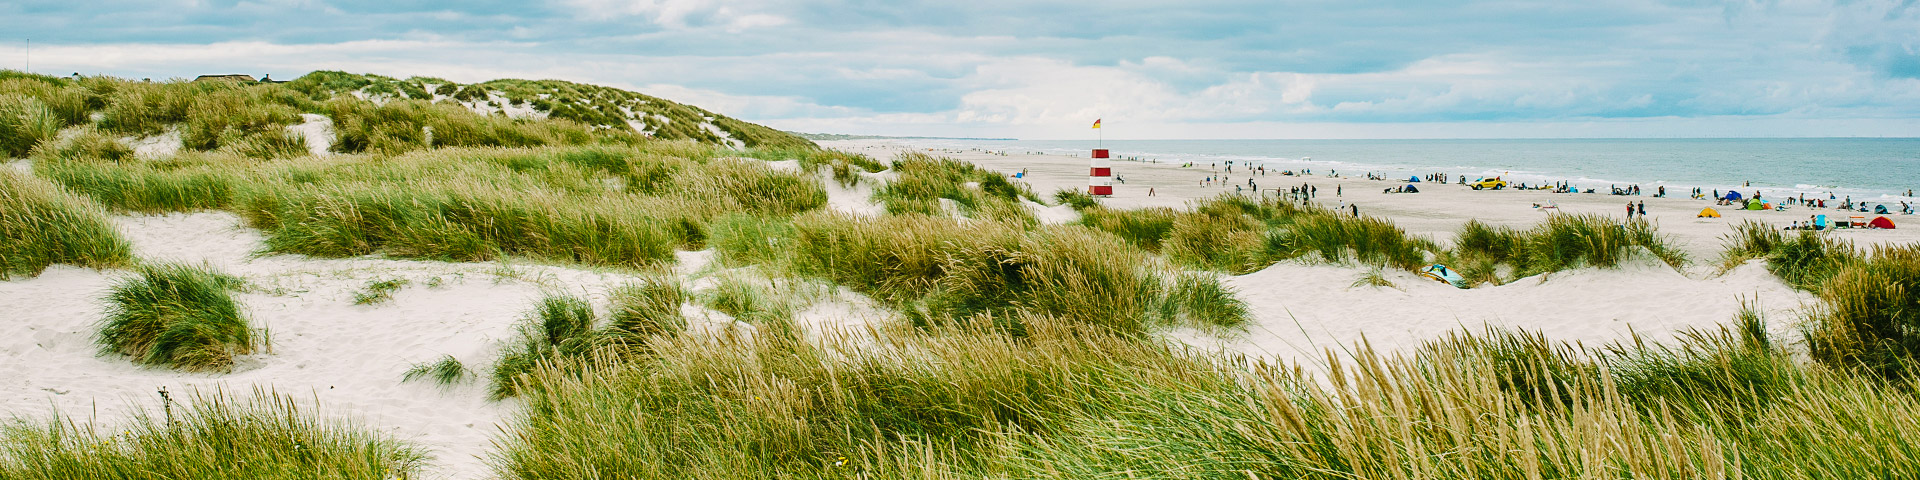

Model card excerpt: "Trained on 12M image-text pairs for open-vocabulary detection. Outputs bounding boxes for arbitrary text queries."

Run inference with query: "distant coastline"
[791,132,1016,141]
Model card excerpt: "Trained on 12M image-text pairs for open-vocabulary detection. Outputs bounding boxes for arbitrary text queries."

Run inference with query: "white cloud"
[559,0,789,31]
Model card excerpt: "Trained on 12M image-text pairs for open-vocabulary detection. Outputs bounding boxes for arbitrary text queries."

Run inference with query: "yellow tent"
[1698,207,1721,218]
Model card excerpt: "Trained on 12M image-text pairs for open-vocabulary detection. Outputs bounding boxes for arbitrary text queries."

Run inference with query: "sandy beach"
[822,138,1920,363]
[822,139,1920,261]
[0,138,1905,478]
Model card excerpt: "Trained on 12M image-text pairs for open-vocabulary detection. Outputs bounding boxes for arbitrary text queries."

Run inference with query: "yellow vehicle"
[1470,178,1507,190]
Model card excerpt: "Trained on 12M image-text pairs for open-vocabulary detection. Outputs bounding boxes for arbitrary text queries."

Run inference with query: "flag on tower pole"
[1091,119,1101,129]
[1092,118,1102,148]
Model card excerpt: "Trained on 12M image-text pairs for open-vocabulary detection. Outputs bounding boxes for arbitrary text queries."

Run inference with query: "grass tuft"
[0,170,134,278]
[97,263,254,372]
[351,277,407,305]
[607,276,688,339]
[403,355,472,386]
[0,388,427,479]
[1806,244,1920,380]
[1452,214,1686,283]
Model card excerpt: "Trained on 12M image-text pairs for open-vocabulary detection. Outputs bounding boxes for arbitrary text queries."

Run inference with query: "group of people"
[1625,200,1647,219]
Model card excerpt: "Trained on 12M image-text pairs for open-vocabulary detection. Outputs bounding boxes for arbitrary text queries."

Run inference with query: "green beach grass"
[15,67,1920,479]
[0,389,427,479]
[97,263,254,372]
[0,170,134,278]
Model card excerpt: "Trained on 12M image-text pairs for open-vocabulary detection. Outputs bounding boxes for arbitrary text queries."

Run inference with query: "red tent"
[1870,216,1896,229]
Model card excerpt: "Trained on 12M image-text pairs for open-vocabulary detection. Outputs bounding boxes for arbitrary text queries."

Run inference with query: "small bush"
[0,389,428,479]
[0,170,134,278]
[403,355,472,386]
[97,263,253,372]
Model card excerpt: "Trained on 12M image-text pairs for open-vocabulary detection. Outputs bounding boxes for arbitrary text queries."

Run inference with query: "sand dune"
[0,141,1892,478]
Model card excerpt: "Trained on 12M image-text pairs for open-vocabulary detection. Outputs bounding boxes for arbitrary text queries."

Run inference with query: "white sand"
[127,129,182,160]
[0,138,1901,475]
[824,170,887,217]
[0,209,899,479]
[819,139,1896,365]
[1165,257,1813,366]
[287,113,335,157]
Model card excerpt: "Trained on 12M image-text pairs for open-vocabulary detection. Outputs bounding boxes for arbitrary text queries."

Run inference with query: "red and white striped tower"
[1089,148,1113,196]
[1088,118,1112,195]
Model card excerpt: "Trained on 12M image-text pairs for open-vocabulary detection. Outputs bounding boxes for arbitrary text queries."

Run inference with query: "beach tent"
[1723,191,1744,202]
[1871,216,1896,229]
[1815,215,1830,230]
[1876,205,1890,215]
[1419,264,1468,288]
[1404,184,1420,193]
[1408,176,1421,182]
[1746,199,1767,210]
[1697,207,1721,218]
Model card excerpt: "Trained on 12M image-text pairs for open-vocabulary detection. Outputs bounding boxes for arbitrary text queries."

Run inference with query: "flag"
[1092,119,1102,129]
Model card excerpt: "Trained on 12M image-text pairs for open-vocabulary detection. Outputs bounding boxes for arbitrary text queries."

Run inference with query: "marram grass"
[0,388,427,479]
[0,170,134,278]
[96,263,254,372]
[489,308,1920,480]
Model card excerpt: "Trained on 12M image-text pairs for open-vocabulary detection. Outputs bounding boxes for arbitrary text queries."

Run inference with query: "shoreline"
[849,137,1920,204]
[822,139,1920,261]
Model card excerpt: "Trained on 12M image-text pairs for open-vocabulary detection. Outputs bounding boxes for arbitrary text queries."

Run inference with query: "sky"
[2,0,1918,139]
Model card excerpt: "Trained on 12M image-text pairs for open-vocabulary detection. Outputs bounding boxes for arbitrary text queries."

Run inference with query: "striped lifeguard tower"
[1089,148,1113,196]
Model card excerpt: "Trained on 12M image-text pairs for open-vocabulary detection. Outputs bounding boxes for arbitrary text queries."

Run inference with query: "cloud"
[3,0,1919,138]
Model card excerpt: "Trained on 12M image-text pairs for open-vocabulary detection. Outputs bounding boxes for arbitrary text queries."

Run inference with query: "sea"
[902,138,1920,202]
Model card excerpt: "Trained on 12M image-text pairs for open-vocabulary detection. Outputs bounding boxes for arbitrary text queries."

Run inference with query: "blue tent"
[1420,264,1468,288]
[1723,191,1744,202]
[1408,176,1421,182]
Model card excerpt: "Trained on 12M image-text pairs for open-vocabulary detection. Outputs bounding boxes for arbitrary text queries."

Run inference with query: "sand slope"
[0,213,654,479]
[1167,257,1814,367]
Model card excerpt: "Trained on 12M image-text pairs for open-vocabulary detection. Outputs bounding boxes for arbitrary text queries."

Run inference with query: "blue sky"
[3,0,1918,139]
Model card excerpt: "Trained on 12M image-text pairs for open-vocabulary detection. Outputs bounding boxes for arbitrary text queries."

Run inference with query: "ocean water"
[910,138,1920,201]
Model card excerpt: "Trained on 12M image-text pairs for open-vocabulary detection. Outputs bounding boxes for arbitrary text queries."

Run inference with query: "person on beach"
[1351,204,1359,217]
[1638,201,1647,217]
[1337,185,1342,196]
[1627,202,1636,220]
[1148,187,1156,197]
